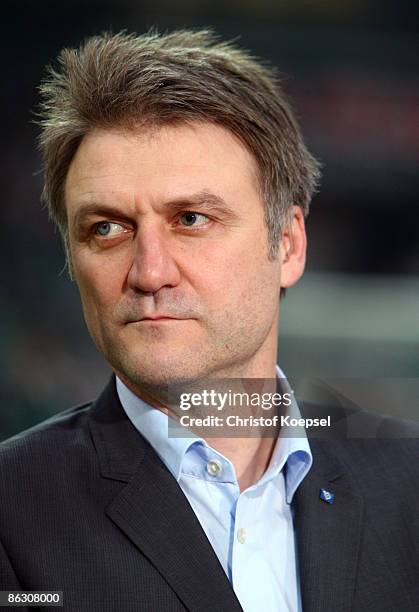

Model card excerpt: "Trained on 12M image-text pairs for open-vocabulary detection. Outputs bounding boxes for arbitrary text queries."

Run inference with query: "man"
[0,29,417,612]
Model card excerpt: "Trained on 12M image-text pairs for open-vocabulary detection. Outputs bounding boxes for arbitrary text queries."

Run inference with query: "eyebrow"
[72,190,239,230]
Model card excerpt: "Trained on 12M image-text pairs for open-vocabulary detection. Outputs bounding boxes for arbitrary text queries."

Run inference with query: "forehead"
[64,122,261,211]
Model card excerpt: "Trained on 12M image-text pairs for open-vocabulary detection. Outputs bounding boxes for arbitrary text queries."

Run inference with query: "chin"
[110,347,207,389]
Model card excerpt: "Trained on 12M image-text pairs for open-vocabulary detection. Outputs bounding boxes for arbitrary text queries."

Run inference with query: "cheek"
[73,251,124,314]
[195,246,280,314]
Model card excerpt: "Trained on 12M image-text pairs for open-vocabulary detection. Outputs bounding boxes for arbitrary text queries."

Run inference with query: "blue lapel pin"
[319,488,335,504]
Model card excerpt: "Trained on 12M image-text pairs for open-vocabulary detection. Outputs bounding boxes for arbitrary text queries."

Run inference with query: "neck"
[203,372,279,492]
[207,435,278,492]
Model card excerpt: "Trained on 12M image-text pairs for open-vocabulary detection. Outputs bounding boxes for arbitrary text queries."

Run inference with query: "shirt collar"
[116,365,312,504]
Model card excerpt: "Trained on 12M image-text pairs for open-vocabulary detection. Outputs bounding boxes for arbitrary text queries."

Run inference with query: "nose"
[126,223,181,294]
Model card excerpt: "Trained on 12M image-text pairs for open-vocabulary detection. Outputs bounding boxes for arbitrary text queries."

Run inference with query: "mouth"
[135,316,187,322]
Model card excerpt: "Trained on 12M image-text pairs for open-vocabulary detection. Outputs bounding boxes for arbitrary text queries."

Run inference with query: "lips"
[140,315,181,321]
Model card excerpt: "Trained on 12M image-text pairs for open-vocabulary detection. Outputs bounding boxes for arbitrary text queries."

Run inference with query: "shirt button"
[237,528,246,544]
[206,459,222,477]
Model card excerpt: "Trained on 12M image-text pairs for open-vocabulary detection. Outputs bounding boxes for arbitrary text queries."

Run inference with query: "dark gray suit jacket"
[0,376,418,611]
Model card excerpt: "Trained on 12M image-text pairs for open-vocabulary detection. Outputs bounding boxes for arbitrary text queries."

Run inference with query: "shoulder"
[0,401,95,488]
[301,397,419,440]
[0,400,94,448]
[305,404,419,487]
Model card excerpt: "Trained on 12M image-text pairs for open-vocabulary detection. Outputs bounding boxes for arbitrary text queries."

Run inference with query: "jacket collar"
[88,375,244,612]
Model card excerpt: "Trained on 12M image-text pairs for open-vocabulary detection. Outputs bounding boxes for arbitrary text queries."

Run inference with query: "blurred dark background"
[1,0,418,440]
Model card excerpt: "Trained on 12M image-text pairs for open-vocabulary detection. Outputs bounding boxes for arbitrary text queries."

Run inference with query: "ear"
[279,205,307,288]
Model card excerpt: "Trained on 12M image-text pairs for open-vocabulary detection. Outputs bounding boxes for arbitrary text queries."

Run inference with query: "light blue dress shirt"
[116,366,312,612]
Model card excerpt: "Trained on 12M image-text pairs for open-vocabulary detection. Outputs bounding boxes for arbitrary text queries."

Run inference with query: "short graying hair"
[37,28,321,271]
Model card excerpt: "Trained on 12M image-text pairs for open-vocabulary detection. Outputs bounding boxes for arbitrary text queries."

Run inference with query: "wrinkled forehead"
[64,121,263,218]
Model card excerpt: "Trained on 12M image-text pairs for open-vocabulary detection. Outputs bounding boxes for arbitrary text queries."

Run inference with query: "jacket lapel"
[89,377,244,612]
[293,437,364,612]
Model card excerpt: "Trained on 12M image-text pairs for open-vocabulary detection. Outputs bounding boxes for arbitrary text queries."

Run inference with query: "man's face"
[65,122,285,390]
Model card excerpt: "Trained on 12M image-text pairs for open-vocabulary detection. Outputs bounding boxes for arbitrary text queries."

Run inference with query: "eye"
[179,212,209,227]
[94,221,127,237]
